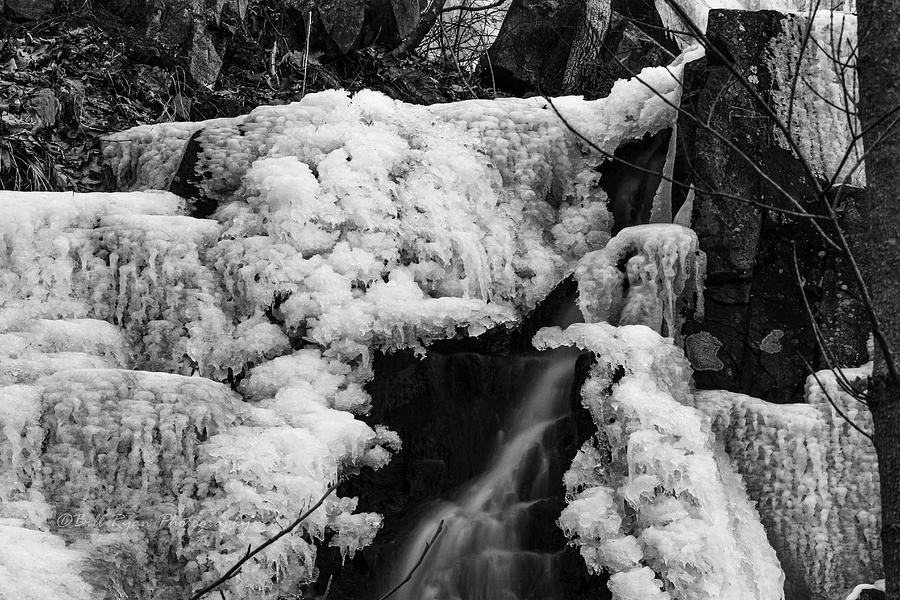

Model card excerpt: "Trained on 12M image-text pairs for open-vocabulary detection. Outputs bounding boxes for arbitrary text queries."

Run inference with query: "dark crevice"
[598,128,672,234]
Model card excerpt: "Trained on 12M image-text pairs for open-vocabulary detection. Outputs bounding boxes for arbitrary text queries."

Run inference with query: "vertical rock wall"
[678,9,868,403]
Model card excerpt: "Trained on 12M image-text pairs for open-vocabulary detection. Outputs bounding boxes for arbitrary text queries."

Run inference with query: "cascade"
[383,346,582,600]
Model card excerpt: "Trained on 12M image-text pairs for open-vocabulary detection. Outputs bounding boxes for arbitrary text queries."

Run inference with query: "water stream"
[385,346,581,600]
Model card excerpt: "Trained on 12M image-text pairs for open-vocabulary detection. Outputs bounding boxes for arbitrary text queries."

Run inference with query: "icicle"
[649,122,677,224]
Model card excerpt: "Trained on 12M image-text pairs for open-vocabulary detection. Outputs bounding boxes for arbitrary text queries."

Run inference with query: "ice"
[574,224,705,338]
[768,11,863,186]
[4,78,702,596]
[10,319,130,366]
[536,323,784,600]
[39,369,243,522]
[695,364,881,599]
[654,0,854,46]
[608,566,673,600]
[0,385,42,510]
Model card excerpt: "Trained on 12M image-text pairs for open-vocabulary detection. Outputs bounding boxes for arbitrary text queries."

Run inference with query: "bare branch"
[798,350,873,440]
[438,19,479,97]
[392,0,449,57]
[189,484,338,600]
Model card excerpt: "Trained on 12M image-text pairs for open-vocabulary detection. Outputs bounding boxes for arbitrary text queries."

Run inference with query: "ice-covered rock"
[768,9,863,186]
[574,224,705,337]
[535,323,784,600]
[696,364,880,600]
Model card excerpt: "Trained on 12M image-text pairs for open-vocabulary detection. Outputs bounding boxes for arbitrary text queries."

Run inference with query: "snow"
[695,364,880,600]
[535,323,784,600]
[0,522,95,600]
[845,580,886,600]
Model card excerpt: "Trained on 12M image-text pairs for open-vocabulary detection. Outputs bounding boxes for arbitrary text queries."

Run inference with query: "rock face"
[677,8,868,403]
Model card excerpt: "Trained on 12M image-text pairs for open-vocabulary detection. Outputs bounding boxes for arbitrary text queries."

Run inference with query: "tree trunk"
[561,0,611,94]
[856,1,900,597]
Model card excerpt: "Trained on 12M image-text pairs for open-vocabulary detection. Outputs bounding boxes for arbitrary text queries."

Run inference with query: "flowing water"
[385,346,581,600]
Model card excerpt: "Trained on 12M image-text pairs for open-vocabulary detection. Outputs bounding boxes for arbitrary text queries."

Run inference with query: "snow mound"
[535,322,784,600]
[696,364,880,600]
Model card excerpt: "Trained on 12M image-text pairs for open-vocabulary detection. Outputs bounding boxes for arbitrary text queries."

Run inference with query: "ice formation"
[768,10,863,186]
[656,0,855,46]
[574,224,706,338]
[2,73,691,597]
[696,364,880,600]
[657,0,863,187]
[534,323,785,600]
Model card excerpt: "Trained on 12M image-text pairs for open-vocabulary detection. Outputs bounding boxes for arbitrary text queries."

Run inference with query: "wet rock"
[598,128,672,233]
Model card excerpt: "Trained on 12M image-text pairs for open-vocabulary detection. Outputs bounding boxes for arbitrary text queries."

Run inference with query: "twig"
[438,20,478,98]
[268,41,279,85]
[189,484,338,600]
[302,12,312,98]
[377,520,445,600]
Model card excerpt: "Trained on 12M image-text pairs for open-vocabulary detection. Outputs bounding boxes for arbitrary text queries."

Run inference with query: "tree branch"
[441,0,506,13]
[189,484,338,600]
[377,520,445,600]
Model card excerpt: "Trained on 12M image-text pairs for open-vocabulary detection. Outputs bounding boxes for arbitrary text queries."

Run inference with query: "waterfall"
[384,346,581,600]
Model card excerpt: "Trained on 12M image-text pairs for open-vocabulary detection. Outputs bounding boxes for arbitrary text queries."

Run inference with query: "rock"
[598,128,672,232]
[678,8,868,404]
[485,0,678,98]
[5,0,55,19]
[484,0,584,95]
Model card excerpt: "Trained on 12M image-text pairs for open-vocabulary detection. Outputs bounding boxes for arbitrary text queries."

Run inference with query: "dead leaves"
[0,19,195,191]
